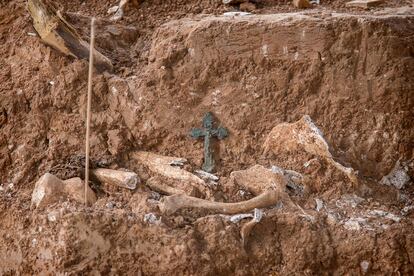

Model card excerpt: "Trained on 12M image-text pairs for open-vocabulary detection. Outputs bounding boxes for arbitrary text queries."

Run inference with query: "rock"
[345,0,384,9]
[230,165,286,195]
[143,213,159,224]
[63,177,97,205]
[360,260,370,274]
[293,0,311,8]
[315,198,324,212]
[344,218,365,231]
[264,115,357,183]
[336,194,365,208]
[31,173,65,208]
[240,2,256,12]
[380,160,411,189]
[31,173,97,208]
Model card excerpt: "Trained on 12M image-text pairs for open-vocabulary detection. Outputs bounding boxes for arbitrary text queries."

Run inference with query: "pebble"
[106,202,115,209]
[360,260,369,273]
[315,198,324,212]
[344,218,366,231]
[143,213,159,224]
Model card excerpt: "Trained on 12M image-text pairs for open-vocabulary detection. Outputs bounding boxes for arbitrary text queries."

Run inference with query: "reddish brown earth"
[0,0,414,275]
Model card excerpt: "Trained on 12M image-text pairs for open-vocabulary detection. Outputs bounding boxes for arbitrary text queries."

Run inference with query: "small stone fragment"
[293,0,311,8]
[380,160,411,190]
[143,213,159,224]
[360,260,370,273]
[315,198,324,212]
[344,218,365,231]
[345,0,384,8]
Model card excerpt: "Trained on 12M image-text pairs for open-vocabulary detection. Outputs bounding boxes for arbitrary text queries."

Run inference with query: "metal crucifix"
[190,112,228,173]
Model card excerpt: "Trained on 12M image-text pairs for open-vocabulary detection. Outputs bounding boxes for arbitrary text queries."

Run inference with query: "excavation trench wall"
[135,12,414,178]
[0,5,413,275]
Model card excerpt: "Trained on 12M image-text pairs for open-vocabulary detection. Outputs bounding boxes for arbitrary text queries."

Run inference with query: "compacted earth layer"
[0,0,413,274]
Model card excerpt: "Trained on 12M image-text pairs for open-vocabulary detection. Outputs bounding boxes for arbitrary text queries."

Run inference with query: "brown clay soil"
[1,0,414,274]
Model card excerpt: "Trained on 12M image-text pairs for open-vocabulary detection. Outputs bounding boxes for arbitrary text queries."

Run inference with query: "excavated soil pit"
[0,0,413,275]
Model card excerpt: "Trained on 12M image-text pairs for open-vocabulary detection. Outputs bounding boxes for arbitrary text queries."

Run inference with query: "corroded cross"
[190,112,228,173]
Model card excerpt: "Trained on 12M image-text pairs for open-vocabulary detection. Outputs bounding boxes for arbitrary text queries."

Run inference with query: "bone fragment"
[241,208,263,246]
[132,151,206,186]
[159,188,281,215]
[145,177,185,195]
[92,168,139,190]
[28,0,113,72]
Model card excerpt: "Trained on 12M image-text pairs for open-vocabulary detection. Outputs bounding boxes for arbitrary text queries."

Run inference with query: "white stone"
[344,218,365,231]
[380,161,411,189]
[360,260,369,273]
[143,213,159,224]
[315,198,324,212]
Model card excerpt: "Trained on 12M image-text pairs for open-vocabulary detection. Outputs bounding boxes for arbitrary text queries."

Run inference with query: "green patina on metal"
[190,112,228,173]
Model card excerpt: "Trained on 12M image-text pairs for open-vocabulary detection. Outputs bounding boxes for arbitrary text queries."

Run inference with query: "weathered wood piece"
[27,0,113,72]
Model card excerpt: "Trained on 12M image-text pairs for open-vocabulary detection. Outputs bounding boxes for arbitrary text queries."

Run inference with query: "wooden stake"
[85,18,96,205]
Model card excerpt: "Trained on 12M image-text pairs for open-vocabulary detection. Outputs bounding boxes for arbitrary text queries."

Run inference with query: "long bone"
[159,187,288,215]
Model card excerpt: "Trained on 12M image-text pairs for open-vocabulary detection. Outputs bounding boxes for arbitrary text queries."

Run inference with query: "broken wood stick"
[159,188,281,215]
[92,168,139,190]
[28,0,113,72]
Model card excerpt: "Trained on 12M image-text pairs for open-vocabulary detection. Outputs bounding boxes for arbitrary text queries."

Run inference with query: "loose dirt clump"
[0,0,413,274]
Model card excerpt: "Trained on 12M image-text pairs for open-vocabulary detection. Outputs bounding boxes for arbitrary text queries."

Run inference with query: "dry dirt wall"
[135,12,414,178]
[0,1,414,275]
